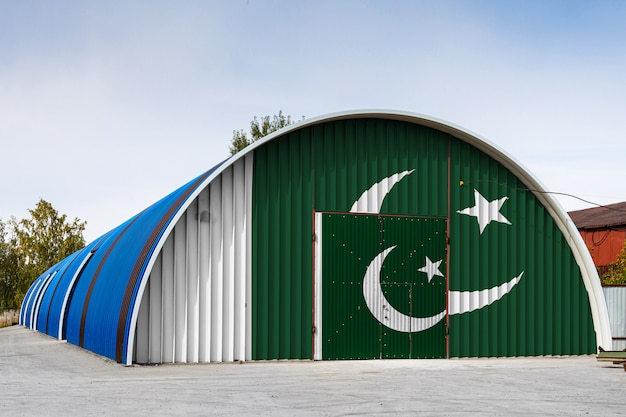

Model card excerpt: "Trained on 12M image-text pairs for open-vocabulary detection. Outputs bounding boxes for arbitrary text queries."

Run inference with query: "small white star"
[418,256,445,283]
[457,189,512,234]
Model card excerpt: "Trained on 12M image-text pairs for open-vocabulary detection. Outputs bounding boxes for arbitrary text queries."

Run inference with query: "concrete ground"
[1,326,625,416]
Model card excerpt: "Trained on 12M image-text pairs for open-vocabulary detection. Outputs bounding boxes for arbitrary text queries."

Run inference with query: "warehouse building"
[21,110,612,365]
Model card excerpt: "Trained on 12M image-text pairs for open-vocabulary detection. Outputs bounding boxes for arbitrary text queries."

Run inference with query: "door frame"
[313,212,448,360]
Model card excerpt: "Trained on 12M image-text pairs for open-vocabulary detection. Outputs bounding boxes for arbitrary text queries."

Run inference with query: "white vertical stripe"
[134,154,254,364]
[161,235,175,363]
[186,200,200,363]
[210,178,224,362]
[222,167,235,362]
[233,159,247,361]
[149,253,163,363]
[198,188,211,362]
[174,216,188,363]
[32,271,57,331]
[136,283,150,363]
[26,276,44,328]
[22,277,43,326]
[27,278,45,328]
[245,154,254,361]
[314,213,323,360]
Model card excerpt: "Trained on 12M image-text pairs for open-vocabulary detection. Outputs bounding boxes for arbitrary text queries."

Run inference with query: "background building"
[570,202,626,350]
[21,111,612,365]
[569,202,626,276]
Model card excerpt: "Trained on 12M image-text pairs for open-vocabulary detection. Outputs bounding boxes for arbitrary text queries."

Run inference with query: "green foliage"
[0,220,20,311]
[601,239,626,285]
[229,111,303,155]
[0,199,86,311]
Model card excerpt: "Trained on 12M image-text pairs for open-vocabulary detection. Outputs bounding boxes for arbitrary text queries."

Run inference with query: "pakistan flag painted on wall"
[449,139,596,357]
[252,118,597,360]
[322,213,447,359]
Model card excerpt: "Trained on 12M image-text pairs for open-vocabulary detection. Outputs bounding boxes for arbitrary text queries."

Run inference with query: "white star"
[457,189,512,234]
[418,256,445,283]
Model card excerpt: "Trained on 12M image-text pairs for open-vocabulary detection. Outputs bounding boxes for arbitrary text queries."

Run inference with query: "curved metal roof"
[21,162,225,361]
[21,110,612,364]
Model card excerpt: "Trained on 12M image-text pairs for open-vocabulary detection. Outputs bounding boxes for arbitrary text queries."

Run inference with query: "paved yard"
[1,326,625,416]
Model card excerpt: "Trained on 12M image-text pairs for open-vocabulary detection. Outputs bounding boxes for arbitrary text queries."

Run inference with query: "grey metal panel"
[161,234,175,362]
[613,340,626,350]
[209,174,224,362]
[186,199,200,362]
[135,281,150,363]
[233,158,247,361]
[174,214,188,362]
[149,253,162,363]
[602,286,626,349]
[132,157,253,364]
[222,166,235,362]
[198,188,210,361]
[244,154,254,361]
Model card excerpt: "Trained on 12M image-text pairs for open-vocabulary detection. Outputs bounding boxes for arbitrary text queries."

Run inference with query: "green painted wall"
[252,130,313,360]
[251,117,597,360]
[322,214,446,359]
[448,138,596,356]
[313,119,448,216]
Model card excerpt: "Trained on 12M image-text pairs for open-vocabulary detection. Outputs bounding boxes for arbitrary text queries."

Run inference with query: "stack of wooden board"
[597,347,626,371]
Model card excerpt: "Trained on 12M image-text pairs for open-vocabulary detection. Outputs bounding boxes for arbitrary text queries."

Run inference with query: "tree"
[0,220,19,311]
[601,240,626,285]
[0,199,87,311]
[229,111,303,155]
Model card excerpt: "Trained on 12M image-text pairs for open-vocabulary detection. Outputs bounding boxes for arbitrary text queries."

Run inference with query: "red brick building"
[569,202,626,275]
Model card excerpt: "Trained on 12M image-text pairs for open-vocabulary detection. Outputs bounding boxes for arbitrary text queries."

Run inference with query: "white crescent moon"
[363,245,446,332]
[448,272,523,314]
[353,170,524,333]
[363,245,524,333]
[350,169,414,213]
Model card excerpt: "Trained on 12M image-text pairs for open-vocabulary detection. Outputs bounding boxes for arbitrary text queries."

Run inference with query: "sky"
[1,1,626,243]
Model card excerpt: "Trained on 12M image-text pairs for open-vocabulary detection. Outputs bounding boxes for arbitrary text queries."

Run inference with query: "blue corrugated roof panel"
[64,214,142,351]
[38,238,104,338]
[35,251,80,334]
[56,165,221,362]
[21,265,54,328]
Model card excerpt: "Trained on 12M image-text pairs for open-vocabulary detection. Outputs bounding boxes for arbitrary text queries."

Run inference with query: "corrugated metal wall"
[312,119,449,359]
[313,119,448,216]
[580,228,626,270]
[252,129,313,360]
[20,267,52,330]
[449,138,596,356]
[34,252,79,335]
[133,156,253,363]
[319,213,447,359]
[19,231,113,341]
[602,286,626,350]
[21,114,604,364]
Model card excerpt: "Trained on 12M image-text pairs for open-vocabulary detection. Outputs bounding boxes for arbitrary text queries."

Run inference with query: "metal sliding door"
[316,213,447,360]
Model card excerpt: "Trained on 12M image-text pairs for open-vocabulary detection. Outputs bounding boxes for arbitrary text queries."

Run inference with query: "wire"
[459,179,626,213]
[591,229,611,246]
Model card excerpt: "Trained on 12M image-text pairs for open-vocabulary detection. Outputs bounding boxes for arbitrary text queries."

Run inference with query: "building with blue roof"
[21,111,612,364]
